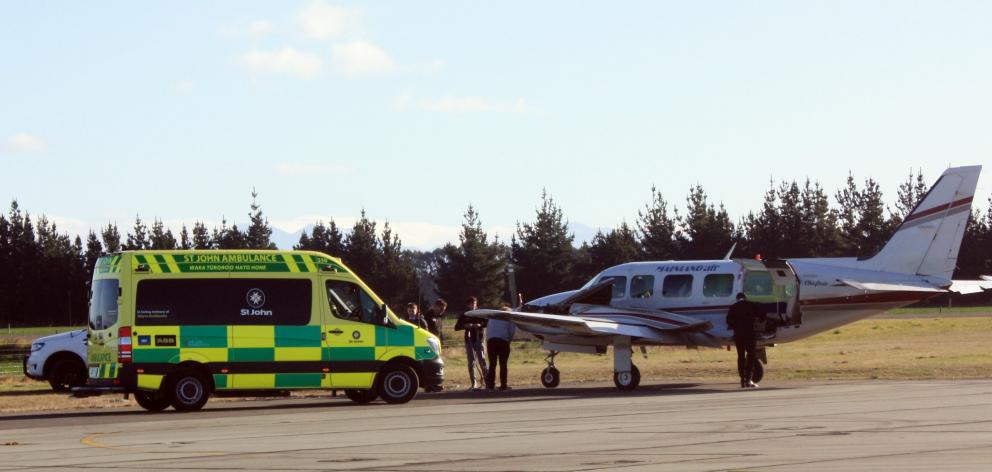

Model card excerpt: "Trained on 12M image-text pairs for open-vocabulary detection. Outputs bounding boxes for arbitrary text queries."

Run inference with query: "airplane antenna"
[722,242,736,260]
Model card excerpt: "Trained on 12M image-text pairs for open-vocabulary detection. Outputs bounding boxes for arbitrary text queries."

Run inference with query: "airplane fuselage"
[531,257,945,347]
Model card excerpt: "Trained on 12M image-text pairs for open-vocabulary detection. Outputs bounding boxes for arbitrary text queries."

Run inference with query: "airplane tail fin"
[862,165,981,280]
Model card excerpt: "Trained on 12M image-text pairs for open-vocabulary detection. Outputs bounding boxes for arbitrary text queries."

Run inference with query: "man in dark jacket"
[726,292,764,388]
[424,298,447,342]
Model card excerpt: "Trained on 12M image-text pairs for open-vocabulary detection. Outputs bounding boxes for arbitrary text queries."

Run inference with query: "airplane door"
[741,260,802,333]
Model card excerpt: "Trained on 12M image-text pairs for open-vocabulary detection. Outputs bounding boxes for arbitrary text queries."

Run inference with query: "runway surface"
[1,380,991,471]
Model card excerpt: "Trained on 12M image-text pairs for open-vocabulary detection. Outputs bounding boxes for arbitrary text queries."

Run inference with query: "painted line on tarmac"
[80,431,228,456]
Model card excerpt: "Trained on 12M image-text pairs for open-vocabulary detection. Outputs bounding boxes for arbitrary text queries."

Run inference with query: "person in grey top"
[485,306,516,391]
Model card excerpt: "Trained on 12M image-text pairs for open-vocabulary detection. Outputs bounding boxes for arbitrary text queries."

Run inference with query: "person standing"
[485,306,516,391]
[424,298,447,343]
[405,302,428,330]
[455,296,488,390]
[726,292,763,388]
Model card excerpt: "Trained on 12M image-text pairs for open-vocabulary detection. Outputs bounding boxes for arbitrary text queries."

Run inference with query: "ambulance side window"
[326,281,381,325]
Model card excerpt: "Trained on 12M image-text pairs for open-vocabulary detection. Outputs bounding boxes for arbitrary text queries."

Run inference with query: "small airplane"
[468,165,991,390]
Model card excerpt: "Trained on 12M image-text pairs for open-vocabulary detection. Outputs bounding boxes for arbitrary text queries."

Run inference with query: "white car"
[23,329,88,392]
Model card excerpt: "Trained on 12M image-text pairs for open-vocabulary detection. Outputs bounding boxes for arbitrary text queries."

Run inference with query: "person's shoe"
[741,380,748,388]
[498,385,511,391]
[748,381,759,388]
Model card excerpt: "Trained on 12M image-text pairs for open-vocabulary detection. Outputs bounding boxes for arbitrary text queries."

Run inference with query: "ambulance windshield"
[88,279,119,330]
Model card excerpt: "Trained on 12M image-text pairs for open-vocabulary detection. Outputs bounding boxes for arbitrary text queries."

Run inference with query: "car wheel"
[48,358,86,392]
[344,389,378,404]
[168,369,210,411]
[134,391,171,411]
[377,365,419,404]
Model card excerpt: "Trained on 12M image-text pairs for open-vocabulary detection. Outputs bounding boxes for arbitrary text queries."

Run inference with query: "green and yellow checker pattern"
[129,252,350,274]
[131,323,437,391]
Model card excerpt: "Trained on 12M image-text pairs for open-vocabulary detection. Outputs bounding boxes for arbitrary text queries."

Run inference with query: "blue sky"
[2,1,990,249]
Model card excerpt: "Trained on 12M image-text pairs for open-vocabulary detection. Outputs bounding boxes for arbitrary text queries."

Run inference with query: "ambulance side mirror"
[379,303,395,328]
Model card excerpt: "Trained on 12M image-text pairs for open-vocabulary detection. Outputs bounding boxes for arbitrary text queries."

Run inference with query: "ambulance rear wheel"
[752,361,764,383]
[613,364,640,391]
[168,369,209,411]
[377,365,419,404]
[344,389,378,404]
[540,367,560,388]
[134,391,171,411]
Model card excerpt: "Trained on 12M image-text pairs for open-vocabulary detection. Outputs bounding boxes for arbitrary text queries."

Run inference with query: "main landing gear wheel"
[540,350,561,388]
[345,389,378,404]
[541,367,560,388]
[752,361,764,384]
[134,391,171,411]
[613,364,640,391]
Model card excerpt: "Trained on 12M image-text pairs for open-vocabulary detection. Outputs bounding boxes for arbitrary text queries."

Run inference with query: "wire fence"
[0,346,29,377]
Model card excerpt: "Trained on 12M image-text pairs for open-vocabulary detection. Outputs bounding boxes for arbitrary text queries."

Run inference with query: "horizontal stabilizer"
[837,279,946,293]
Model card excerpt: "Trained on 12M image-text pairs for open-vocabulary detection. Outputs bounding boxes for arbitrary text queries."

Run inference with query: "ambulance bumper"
[418,358,444,389]
[72,365,137,397]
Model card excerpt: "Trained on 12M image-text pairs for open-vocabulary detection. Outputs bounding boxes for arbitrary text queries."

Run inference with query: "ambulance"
[76,250,444,411]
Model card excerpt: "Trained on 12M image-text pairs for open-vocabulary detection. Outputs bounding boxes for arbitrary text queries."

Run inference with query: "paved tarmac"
[1,380,990,471]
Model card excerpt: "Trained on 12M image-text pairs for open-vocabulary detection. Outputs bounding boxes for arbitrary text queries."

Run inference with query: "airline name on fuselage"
[656,264,721,273]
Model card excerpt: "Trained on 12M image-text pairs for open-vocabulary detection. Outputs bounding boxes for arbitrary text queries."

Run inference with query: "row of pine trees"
[2,172,991,327]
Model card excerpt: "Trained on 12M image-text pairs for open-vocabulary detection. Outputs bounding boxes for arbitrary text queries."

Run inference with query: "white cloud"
[297,1,362,39]
[239,47,323,79]
[248,19,275,37]
[329,40,396,76]
[394,94,543,115]
[274,162,354,176]
[4,132,47,153]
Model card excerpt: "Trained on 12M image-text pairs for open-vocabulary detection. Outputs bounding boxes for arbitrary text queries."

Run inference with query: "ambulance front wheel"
[133,391,171,411]
[377,364,419,404]
[541,367,560,388]
[345,389,378,404]
[168,368,210,411]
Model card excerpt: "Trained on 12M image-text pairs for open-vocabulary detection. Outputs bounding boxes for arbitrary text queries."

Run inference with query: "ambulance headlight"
[31,342,45,352]
[426,337,440,356]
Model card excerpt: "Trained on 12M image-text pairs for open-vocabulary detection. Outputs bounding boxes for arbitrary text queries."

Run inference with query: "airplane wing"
[948,277,992,294]
[466,308,718,347]
[836,279,947,293]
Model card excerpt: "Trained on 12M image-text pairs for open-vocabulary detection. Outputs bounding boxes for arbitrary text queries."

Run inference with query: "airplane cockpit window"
[326,280,379,324]
[662,275,693,297]
[744,271,774,296]
[630,275,654,298]
[703,274,734,297]
[605,276,627,298]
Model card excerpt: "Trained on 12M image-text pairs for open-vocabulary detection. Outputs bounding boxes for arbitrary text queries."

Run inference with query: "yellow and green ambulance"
[78,250,443,411]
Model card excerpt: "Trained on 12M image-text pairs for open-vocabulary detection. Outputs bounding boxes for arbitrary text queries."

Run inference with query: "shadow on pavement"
[1,381,785,426]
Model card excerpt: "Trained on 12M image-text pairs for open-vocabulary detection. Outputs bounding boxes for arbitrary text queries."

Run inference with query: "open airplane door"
[739,259,802,335]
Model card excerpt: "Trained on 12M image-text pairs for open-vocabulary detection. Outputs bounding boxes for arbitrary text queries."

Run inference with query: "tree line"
[2,172,991,327]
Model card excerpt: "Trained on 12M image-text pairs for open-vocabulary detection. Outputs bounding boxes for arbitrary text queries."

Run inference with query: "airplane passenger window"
[630,275,654,298]
[662,275,693,298]
[744,271,774,296]
[703,274,734,297]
